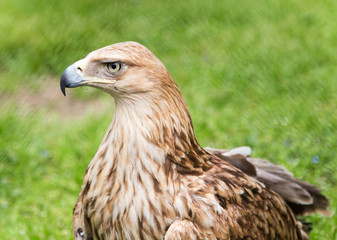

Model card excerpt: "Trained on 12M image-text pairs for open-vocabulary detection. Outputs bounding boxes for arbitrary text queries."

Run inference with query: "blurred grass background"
[1,0,336,239]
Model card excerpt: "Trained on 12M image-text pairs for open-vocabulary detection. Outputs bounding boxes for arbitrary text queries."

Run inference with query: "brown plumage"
[60,41,330,240]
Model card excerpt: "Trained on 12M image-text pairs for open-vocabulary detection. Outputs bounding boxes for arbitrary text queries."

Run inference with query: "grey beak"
[60,64,84,96]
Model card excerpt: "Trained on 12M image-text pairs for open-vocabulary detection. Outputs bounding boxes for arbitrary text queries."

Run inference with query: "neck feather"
[107,84,212,176]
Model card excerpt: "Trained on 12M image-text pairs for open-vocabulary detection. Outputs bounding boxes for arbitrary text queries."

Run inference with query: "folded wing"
[205,147,331,218]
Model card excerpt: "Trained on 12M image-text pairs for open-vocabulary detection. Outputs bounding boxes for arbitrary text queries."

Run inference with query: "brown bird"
[60,42,330,240]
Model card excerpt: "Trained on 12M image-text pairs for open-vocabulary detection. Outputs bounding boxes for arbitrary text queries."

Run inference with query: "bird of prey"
[60,41,330,240]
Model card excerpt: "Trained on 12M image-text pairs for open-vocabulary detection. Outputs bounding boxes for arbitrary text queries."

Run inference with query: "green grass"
[1,0,336,239]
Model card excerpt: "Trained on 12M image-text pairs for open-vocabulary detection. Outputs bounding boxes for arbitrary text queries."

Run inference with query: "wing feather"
[205,147,331,217]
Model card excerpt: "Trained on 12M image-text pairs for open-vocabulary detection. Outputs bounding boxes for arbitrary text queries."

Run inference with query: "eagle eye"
[107,62,122,73]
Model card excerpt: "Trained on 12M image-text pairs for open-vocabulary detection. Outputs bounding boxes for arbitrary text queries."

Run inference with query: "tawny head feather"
[61,41,176,101]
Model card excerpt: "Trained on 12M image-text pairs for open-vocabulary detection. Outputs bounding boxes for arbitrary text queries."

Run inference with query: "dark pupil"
[111,63,118,69]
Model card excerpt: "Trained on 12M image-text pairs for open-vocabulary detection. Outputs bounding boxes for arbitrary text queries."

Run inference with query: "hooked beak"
[60,64,84,96]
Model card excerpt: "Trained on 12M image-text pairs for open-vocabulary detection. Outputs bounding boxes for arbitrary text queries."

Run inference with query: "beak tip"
[60,76,67,96]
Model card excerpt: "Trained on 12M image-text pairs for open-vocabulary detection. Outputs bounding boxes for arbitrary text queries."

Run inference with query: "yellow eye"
[107,62,122,73]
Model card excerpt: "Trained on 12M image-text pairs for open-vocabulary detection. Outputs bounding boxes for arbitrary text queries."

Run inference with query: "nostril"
[75,65,83,76]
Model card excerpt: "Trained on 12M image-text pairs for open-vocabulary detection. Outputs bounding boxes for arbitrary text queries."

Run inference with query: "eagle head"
[60,41,173,99]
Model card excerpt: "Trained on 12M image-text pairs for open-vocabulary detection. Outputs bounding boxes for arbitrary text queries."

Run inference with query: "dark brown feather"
[206,148,331,219]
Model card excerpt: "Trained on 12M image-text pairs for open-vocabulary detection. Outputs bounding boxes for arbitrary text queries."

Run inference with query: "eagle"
[60,41,330,240]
